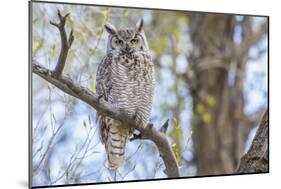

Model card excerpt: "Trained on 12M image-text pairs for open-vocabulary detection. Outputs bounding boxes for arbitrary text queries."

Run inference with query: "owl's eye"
[114,39,124,46]
[130,38,139,44]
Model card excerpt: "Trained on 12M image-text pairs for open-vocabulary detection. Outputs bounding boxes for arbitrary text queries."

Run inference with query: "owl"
[95,19,155,169]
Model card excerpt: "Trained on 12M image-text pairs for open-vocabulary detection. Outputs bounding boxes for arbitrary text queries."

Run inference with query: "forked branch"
[32,10,180,178]
[50,10,74,77]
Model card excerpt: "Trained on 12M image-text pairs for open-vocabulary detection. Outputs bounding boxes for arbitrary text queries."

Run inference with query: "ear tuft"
[136,19,144,32]
[104,22,117,35]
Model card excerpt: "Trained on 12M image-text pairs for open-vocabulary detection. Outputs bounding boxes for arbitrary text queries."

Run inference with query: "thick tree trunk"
[185,14,267,175]
[237,111,268,173]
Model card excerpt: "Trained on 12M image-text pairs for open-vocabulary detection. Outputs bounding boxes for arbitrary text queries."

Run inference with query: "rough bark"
[185,14,268,175]
[32,11,180,178]
[237,111,269,173]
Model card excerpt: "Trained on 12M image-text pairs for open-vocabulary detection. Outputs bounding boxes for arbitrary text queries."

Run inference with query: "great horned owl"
[95,19,155,168]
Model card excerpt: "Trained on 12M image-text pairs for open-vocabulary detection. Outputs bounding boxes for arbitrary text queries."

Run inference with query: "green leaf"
[170,120,183,163]
[90,81,96,91]
[123,9,129,16]
[67,15,74,30]
[52,113,56,124]
[47,168,51,176]
[178,16,189,24]
[206,95,217,107]
[65,168,69,178]
[32,39,44,55]
[196,103,205,114]
[202,112,212,124]
[36,142,43,152]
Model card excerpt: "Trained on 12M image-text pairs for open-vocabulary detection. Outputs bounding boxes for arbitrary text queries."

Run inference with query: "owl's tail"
[100,117,131,169]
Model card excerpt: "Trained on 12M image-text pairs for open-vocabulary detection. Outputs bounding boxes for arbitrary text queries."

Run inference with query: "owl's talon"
[97,94,103,101]
[129,133,142,141]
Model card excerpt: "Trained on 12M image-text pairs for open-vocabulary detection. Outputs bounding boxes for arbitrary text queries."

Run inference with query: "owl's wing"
[95,53,113,144]
[95,53,113,100]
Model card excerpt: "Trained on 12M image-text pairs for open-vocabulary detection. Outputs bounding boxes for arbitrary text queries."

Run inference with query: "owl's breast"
[108,52,155,122]
[111,52,154,82]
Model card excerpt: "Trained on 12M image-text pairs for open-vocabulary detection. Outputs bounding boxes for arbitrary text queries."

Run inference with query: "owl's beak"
[125,44,130,51]
[122,43,133,54]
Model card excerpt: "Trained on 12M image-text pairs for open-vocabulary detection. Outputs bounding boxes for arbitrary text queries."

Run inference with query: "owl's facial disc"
[112,34,142,54]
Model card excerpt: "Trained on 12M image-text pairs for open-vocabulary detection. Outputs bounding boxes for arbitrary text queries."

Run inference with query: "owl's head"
[104,19,149,54]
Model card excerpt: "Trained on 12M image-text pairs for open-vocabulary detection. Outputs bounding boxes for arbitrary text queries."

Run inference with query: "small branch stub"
[160,119,169,134]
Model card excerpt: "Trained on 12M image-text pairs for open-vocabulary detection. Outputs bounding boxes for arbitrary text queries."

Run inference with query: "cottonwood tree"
[184,14,268,175]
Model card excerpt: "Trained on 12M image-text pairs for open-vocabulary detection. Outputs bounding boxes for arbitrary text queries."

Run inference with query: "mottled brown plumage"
[95,19,155,168]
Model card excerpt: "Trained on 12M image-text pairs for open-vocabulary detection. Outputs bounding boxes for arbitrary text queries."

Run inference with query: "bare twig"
[32,11,180,178]
[237,18,268,57]
[33,108,69,175]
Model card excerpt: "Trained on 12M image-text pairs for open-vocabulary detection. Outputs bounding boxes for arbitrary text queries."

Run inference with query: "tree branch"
[32,11,180,178]
[237,110,269,173]
[237,18,268,56]
[50,10,74,78]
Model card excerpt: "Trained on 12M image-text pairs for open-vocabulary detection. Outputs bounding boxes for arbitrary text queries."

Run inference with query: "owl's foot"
[97,94,106,101]
[132,111,145,130]
[130,133,142,141]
